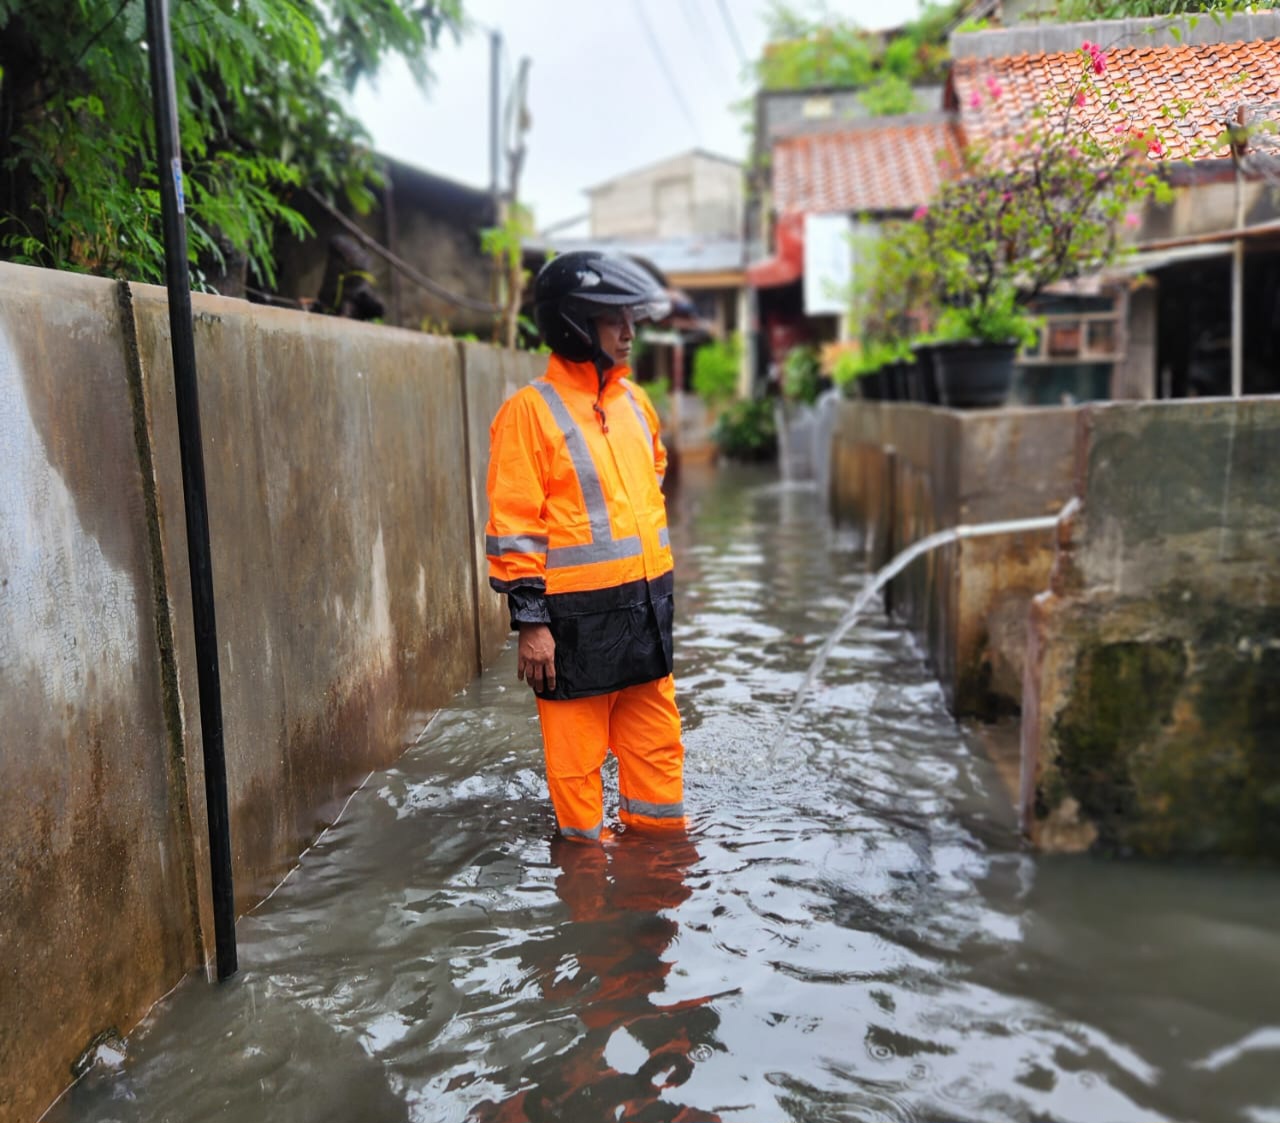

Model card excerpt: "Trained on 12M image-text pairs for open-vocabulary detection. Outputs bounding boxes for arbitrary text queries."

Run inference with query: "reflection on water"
[52,462,1280,1123]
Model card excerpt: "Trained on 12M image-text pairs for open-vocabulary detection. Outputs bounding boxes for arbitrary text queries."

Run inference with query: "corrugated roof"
[953,39,1280,162]
[771,115,963,215]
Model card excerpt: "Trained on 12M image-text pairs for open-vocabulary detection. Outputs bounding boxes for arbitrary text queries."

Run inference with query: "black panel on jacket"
[534,574,675,700]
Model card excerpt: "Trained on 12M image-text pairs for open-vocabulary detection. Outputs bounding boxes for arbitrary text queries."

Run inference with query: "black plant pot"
[899,358,922,402]
[932,340,1017,409]
[910,344,942,404]
[859,370,886,401]
[883,361,905,401]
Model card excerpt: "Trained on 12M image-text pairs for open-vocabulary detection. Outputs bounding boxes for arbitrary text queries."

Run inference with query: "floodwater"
[53,462,1280,1123]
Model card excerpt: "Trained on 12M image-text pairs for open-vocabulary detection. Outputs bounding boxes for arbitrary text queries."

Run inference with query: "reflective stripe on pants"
[535,675,685,838]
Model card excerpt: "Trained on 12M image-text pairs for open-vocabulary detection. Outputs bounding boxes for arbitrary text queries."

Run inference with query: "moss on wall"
[1051,639,1186,851]
[1047,606,1280,858]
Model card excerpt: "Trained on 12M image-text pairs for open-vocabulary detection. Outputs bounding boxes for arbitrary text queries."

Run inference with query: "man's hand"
[517,623,556,693]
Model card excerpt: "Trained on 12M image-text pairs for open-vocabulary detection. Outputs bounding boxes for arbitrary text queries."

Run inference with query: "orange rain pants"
[535,674,685,840]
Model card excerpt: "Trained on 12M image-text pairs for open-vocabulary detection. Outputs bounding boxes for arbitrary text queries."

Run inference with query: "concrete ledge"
[951,11,1280,59]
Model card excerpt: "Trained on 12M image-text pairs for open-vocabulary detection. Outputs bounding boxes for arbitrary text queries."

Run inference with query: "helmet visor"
[630,294,672,323]
[570,292,672,325]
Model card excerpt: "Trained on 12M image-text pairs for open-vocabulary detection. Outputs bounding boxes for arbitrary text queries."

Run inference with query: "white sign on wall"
[803,212,854,316]
[803,215,883,330]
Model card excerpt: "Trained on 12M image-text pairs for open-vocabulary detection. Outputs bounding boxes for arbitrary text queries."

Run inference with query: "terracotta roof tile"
[953,39,1280,162]
[771,117,964,216]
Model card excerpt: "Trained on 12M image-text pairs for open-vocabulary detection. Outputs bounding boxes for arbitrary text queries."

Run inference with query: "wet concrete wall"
[1021,398,1280,857]
[829,401,1077,717]
[0,262,541,1123]
[0,268,200,1123]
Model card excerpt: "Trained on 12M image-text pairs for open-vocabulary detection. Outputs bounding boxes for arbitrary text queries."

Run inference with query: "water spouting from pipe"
[784,509,1072,735]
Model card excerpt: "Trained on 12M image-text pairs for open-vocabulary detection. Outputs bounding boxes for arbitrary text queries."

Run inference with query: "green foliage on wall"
[754,0,963,108]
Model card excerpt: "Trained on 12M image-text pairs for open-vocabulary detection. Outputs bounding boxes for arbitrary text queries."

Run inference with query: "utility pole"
[502,56,532,349]
[143,0,237,981]
[489,28,503,341]
[489,30,501,209]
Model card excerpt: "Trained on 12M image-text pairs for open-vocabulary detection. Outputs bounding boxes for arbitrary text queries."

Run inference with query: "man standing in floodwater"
[484,251,686,843]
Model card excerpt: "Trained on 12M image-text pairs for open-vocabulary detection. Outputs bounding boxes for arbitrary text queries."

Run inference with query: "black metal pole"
[143,0,237,981]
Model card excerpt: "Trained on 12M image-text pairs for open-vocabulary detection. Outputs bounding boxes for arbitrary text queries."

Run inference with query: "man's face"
[593,308,635,366]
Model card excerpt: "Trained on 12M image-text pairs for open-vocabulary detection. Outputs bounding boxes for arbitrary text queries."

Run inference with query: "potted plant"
[899,43,1171,407]
[929,284,1041,408]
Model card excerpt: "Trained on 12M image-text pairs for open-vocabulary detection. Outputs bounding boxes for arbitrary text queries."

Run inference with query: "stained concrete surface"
[0,261,541,1123]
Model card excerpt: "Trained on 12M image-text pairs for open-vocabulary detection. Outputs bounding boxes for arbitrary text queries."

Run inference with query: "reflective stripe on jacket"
[485,355,674,700]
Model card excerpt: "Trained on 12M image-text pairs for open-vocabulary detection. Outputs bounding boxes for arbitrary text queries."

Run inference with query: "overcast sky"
[350,0,925,234]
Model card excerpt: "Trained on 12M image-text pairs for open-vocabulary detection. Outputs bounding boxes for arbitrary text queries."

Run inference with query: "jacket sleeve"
[485,392,551,628]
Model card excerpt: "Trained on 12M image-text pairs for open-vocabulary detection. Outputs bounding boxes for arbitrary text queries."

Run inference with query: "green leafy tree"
[0,0,463,288]
[754,1,962,99]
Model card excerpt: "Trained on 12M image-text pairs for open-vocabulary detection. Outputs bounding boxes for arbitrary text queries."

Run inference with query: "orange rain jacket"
[486,354,674,700]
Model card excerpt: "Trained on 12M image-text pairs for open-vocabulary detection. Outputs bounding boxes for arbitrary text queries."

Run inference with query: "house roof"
[583,149,743,195]
[951,38,1280,163]
[532,235,745,278]
[771,115,963,216]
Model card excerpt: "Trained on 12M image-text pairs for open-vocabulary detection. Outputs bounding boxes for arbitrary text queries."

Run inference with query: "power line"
[715,0,747,67]
[679,0,732,84]
[631,0,703,142]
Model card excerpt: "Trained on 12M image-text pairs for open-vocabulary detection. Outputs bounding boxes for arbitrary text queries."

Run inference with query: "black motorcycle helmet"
[533,251,672,368]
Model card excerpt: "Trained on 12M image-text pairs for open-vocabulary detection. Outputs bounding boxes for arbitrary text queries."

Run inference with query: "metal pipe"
[143,0,237,981]
[1231,238,1244,398]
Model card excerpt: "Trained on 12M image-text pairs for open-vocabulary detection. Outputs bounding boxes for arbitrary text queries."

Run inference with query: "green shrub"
[713,398,778,462]
[691,335,741,409]
[782,345,823,403]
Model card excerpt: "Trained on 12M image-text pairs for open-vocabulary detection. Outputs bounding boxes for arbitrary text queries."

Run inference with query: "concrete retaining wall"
[0,262,540,1123]
[829,394,1280,860]
[1021,399,1280,857]
[829,400,1078,717]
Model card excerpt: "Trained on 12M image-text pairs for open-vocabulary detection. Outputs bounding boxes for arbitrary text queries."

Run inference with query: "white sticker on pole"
[172,158,185,214]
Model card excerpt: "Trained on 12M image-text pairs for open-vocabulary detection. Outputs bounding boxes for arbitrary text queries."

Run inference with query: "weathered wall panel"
[130,286,484,909]
[0,267,198,1123]
[0,261,530,1123]
[1021,398,1280,857]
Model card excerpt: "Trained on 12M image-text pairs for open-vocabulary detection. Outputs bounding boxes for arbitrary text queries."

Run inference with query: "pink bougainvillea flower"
[913,204,929,221]
[968,90,983,109]
[1074,91,1087,107]
[1002,190,1013,203]
[1148,137,1165,156]
[1082,39,1107,74]
[985,76,1004,99]
[1124,212,1142,228]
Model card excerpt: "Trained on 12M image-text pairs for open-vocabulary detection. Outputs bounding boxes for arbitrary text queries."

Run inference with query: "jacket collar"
[546,354,629,395]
